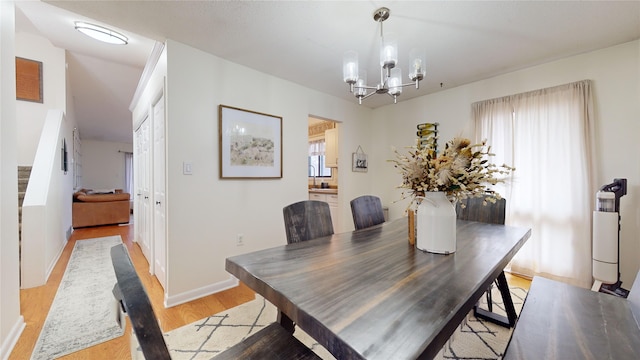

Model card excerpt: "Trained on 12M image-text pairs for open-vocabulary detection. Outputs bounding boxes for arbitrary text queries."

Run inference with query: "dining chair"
[455,196,506,224]
[283,200,334,244]
[456,196,517,328]
[350,195,385,230]
[111,244,171,359]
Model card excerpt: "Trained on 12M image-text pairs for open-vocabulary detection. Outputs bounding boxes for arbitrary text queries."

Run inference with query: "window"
[308,140,332,177]
[473,80,594,288]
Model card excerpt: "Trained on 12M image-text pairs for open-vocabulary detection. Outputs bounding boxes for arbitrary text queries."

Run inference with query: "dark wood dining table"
[226,217,531,359]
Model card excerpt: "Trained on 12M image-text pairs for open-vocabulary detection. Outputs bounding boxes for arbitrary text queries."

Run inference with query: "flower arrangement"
[390,137,514,204]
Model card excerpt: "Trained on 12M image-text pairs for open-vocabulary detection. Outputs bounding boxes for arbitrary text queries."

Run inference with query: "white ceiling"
[16,1,640,144]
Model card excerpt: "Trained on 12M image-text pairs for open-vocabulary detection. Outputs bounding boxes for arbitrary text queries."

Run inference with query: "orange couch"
[72,189,130,228]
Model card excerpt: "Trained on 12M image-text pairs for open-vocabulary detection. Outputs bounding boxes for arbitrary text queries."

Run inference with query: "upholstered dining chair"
[456,196,517,328]
[283,200,334,244]
[350,195,385,230]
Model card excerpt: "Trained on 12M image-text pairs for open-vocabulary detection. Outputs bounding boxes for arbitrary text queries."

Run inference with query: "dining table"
[225,217,531,359]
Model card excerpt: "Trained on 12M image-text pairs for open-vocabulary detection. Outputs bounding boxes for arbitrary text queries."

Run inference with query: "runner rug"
[31,236,125,360]
[143,285,527,360]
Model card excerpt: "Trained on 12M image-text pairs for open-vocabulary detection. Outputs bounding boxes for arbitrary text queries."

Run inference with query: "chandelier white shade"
[74,22,128,45]
[343,7,426,104]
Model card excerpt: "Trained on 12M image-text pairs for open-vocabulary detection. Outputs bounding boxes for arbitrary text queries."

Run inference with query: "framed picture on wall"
[219,105,283,179]
[16,57,43,103]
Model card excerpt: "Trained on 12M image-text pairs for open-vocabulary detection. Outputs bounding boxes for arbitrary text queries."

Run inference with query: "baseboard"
[44,240,67,286]
[164,276,239,308]
[0,315,25,360]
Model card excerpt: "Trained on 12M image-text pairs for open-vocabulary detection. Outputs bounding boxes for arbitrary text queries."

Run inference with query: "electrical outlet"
[236,234,244,246]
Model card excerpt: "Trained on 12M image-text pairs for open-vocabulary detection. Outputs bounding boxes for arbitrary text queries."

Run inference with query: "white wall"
[12,25,75,291]
[15,32,67,166]
[2,8,76,355]
[1,1,25,357]
[12,28,75,287]
[21,111,75,289]
[80,139,133,191]
[371,40,640,287]
[132,40,372,305]
[163,40,374,303]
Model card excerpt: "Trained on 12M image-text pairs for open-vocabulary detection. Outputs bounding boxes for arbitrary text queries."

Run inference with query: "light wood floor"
[506,272,532,290]
[9,222,255,360]
[9,221,530,360]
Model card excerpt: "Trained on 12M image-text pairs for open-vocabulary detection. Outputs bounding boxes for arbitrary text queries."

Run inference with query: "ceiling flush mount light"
[343,7,426,104]
[74,22,128,45]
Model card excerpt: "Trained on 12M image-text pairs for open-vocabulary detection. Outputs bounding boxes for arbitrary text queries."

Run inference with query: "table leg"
[277,311,295,334]
[473,271,518,328]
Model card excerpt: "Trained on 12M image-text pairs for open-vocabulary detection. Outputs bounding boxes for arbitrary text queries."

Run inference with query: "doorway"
[308,116,340,231]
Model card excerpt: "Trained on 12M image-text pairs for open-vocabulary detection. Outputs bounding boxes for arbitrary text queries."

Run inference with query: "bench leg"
[277,311,295,334]
[474,271,518,328]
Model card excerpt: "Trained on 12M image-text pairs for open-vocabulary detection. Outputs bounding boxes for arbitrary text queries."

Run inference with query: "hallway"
[10,222,254,360]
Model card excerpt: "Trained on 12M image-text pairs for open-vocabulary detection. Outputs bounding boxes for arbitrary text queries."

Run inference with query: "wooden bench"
[503,274,640,359]
[215,322,321,360]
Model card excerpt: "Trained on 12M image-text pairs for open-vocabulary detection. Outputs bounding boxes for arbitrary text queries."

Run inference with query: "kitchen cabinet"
[325,128,338,168]
[309,192,339,232]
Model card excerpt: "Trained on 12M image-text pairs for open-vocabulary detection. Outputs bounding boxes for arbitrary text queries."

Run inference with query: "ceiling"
[16,1,640,144]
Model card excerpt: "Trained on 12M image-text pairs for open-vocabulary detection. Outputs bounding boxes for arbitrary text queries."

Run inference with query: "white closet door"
[152,94,167,290]
[135,117,152,266]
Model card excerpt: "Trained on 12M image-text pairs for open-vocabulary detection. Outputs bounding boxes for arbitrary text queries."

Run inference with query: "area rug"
[31,236,125,360]
[144,285,527,360]
[436,285,528,360]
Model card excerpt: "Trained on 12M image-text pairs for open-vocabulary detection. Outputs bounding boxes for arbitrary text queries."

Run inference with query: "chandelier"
[343,7,426,104]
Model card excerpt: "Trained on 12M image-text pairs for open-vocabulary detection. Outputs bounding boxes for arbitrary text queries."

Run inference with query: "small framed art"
[352,145,368,172]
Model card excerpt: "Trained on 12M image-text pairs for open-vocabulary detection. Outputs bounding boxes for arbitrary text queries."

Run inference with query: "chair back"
[350,195,385,230]
[111,244,171,359]
[456,197,506,225]
[283,200,334,244]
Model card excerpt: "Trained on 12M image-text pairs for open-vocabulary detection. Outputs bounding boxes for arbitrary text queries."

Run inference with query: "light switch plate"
[183,162,193,175]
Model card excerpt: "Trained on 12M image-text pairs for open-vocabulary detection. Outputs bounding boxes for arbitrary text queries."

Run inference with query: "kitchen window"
[309,140,332,177]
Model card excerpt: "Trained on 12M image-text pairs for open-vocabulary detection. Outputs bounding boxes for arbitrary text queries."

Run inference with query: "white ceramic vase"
[416,191,456,254]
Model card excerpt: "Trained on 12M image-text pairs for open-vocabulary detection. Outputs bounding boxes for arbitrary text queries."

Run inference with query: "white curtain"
[309,140,326,156]
[124,152,133,198]
[473,80,596,288]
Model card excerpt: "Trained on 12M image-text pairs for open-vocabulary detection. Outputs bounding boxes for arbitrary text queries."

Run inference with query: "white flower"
[389,137,514,204]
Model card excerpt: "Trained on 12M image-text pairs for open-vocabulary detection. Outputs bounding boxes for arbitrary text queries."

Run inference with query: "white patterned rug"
[31,236,125,360]
[437,286,527,360]
[142,286,527,360]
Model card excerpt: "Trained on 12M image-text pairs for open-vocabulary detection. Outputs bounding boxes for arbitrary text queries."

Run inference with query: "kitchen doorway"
[308,116,340,231]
